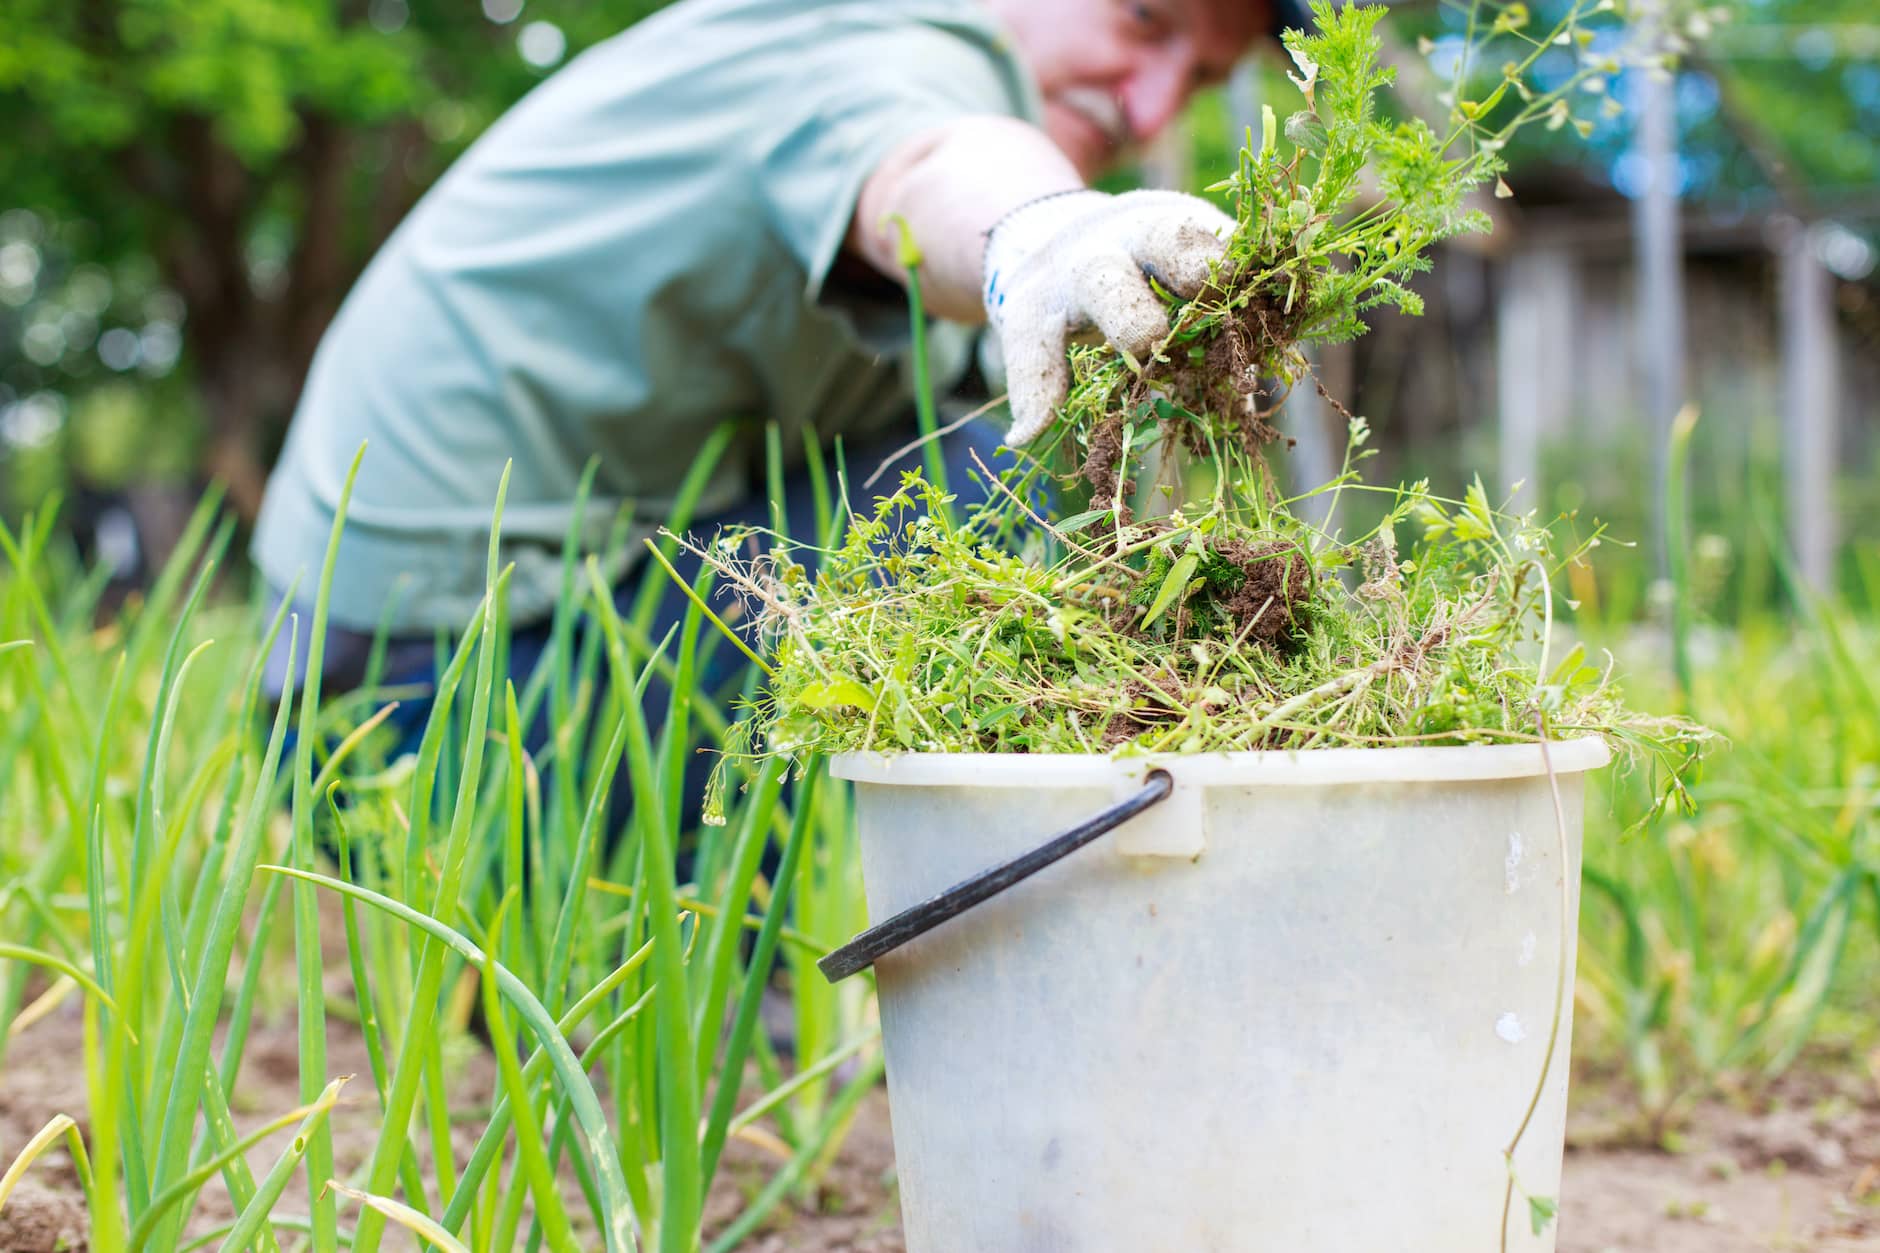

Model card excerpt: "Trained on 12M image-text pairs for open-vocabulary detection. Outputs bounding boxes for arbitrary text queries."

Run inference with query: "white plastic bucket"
[830,739,1610,1252]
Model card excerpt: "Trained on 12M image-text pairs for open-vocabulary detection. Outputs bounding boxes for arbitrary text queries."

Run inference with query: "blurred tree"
[0,0,674,519]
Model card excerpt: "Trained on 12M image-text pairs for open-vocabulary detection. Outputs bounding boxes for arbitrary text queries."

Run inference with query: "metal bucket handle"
[817,769,1174,983]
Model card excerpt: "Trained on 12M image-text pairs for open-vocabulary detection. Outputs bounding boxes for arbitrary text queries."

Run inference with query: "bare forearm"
[847,116,1082,322]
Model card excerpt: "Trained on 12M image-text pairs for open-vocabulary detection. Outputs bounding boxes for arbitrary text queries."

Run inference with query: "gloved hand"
[981,189,1235,446]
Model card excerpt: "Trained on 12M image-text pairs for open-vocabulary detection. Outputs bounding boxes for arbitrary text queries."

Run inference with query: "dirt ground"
[758,1078,1880,1253]
[3,999,1878,1252]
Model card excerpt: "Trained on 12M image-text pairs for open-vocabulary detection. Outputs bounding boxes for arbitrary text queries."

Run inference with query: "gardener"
[255,0,1285,751]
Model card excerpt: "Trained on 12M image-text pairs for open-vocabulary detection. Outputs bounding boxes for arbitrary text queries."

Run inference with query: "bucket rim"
[830,736,1611,787]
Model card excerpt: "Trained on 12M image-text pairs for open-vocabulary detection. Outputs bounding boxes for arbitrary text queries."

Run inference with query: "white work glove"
[981,189,1235,446]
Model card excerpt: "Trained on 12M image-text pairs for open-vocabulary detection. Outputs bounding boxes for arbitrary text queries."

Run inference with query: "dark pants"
[267,418,1015,831]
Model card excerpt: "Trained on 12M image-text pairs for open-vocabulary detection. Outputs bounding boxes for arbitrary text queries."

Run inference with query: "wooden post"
[1283,348,1344,523]
[1226,62,1341,516]
[1496,242,1577,506]
[1633,44,1687,576]
[1780,221,1840,592]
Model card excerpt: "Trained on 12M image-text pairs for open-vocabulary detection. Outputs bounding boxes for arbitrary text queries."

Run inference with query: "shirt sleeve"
[748,12,1038,301]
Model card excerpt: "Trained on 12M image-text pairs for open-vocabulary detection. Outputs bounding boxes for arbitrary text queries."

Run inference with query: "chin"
[1043,108,1115,180]
[1071,149,1114,181]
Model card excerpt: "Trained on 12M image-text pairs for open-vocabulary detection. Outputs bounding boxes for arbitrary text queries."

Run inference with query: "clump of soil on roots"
[1101,670,1187,746]
[1081,410,1133,523]
[1079,279,1311,501]
[1156,289,1305,450]
[1213,538,1313,650]
[1101,538,1314,747]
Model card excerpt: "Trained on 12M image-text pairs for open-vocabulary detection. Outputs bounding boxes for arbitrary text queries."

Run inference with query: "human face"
[986,0,1267,179]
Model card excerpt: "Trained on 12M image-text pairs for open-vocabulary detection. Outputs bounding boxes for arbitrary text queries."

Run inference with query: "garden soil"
[3,997,1877,1252]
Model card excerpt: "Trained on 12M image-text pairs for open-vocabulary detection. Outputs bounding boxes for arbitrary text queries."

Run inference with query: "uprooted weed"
[1061,0,1661,497]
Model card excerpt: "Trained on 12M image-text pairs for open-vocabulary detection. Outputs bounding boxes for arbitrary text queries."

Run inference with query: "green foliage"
[0,0,678,515]
[0,0,674,193]
[1575,548,1880,1128]
[700,432,1705,793]
[0,449,877,1250]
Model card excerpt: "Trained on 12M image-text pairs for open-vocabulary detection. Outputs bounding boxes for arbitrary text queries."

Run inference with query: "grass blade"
[144,609,300,1249]
[0,1115,93,1214]
[479,891,577,1253]
[700,765,821,1182]
[286,445,374,1253]
[327,1183,471,1253]
[260,864,639,1251]
[129,1096,331,1250]
[0,943,122,1023]
[214,1078,348,1253]
[437,936,657,1234]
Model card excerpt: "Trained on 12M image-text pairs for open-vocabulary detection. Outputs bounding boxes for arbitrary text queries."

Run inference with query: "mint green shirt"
[253,0,1038,632]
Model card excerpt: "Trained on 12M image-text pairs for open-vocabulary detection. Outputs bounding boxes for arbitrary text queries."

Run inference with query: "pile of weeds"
[692,430,1704,795]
